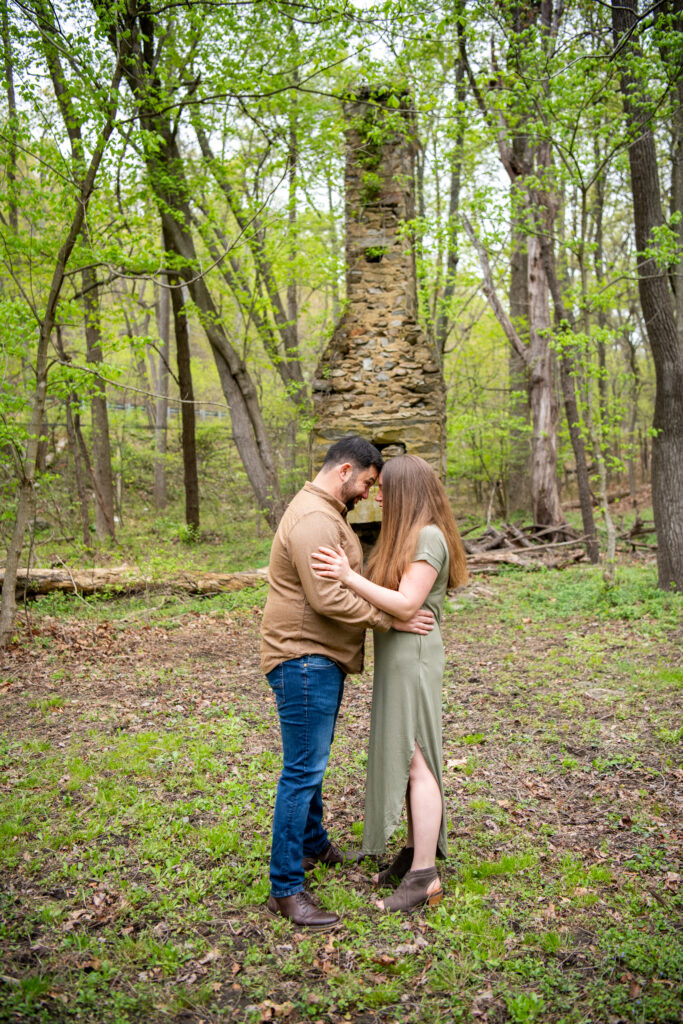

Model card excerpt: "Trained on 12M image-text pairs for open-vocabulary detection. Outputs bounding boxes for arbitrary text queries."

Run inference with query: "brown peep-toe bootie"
[374,846,414,887]
[379,867,443,913]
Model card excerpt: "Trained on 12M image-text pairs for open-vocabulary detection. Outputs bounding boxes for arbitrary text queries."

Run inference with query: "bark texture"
[613,0,683,590]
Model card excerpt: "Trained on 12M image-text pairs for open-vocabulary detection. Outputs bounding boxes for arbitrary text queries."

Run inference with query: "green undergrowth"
[1,563,681,1023]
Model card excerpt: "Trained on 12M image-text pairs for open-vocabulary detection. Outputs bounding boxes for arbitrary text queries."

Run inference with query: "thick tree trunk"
[192,122,306,405]
[613,0,683,590]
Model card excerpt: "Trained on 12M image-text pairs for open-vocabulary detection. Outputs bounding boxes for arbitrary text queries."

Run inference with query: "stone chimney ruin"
[311,85,446,526]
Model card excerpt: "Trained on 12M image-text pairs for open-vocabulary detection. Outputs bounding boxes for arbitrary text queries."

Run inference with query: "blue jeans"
[267,655,345,897]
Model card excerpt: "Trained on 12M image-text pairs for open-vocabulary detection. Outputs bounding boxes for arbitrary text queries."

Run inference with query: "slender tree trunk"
[153,275,170,509]
[526,235,564,527]
[327,179,341,321]
[622,331,641,501]
[537,194,601,562]
[82,257,116,540]
[672,65,683,341]
[435,42,467,357]
[507,137,532,515]
[613,0,683,590]
[592,163,610,433]
[285,81,300,472]
[2,4,18,233]
[166,263,200,532]
[55,328,91,546]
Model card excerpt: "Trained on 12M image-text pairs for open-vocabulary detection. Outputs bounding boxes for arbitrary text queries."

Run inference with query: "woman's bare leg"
[375,744,441,907]
[406,744,441,872]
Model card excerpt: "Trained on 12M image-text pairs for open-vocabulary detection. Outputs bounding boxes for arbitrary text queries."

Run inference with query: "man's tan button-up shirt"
[260,482,392,676]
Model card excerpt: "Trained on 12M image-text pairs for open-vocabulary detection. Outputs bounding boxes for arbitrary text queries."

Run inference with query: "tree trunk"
[82,257,116,540]
[153,275,170,509]
[435,38,467,357]
[526,235,564,527]
[673,75,683,341]
[165,258,200,533]
[613,0,683,590]
[2,4,18,233]
[507,135,532,515]
[55,327,91,546]
[536,197,601,562]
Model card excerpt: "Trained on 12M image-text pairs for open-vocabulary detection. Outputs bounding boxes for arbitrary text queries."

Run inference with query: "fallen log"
[1,566,268,598]
[3,534,591,599]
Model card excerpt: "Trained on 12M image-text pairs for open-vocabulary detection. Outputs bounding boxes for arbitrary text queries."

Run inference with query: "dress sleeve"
[413,525,448,574]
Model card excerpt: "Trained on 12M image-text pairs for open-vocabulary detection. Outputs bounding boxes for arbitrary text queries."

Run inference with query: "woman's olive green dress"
[361,524,449,858]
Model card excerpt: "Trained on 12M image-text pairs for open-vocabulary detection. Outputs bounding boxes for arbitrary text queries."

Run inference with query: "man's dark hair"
[322,435,383,472]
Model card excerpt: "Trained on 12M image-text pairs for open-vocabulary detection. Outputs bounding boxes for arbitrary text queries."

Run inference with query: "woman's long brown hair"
[366,454,468,590]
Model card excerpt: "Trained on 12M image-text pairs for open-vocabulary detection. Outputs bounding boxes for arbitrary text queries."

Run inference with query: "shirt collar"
[303,480,347,518]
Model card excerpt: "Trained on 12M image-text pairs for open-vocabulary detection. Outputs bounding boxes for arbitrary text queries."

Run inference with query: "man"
[261,436,434,929]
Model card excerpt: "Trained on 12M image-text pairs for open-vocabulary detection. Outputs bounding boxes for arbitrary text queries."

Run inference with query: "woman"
[312,454,468,912]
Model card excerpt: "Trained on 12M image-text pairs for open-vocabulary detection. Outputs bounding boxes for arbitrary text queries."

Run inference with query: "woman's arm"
[311,545,437,621]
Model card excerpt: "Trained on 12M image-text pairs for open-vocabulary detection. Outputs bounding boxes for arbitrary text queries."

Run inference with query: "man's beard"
[340,476,360,511]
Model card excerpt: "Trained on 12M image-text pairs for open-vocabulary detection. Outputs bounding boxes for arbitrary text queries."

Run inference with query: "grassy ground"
[0,560,681,1023]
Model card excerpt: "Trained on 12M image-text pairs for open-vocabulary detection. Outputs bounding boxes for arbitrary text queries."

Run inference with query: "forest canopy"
[1,0,682,642]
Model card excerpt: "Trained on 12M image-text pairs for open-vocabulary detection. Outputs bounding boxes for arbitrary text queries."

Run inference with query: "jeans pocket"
[267,667,285,709]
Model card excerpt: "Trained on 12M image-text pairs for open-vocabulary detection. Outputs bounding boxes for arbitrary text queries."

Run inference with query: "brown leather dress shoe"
[302,840,362,872]
[266,891,339,930]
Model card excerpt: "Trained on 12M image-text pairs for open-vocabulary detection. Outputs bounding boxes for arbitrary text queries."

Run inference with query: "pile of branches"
[462,522,587,573]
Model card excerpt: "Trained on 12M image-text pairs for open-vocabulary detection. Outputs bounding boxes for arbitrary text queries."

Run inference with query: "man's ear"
[338,462,353,482]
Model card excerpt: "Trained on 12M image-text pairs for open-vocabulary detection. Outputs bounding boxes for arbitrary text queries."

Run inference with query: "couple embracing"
[260,436,468,929]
